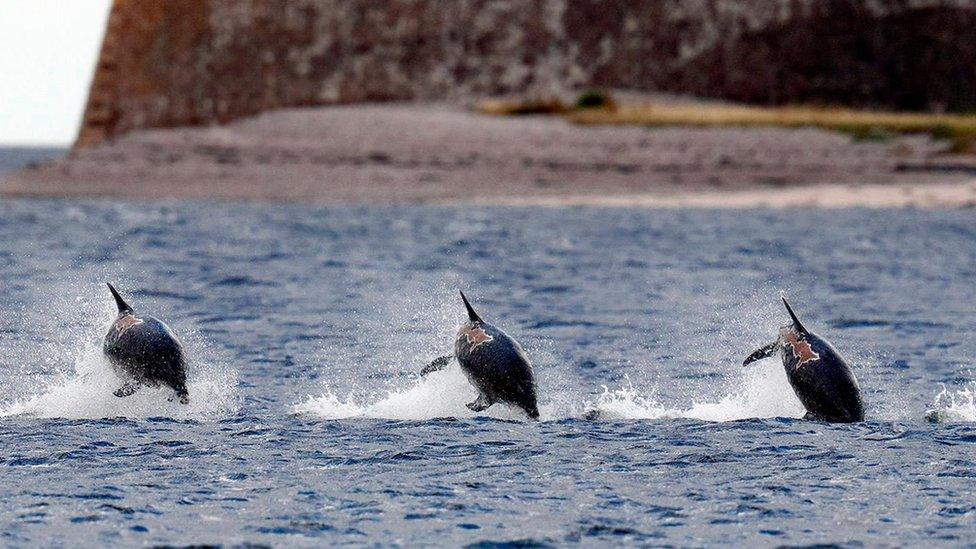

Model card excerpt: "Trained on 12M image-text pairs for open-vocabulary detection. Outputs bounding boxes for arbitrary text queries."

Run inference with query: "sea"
[0,196,974,546]
[0,146,65,175]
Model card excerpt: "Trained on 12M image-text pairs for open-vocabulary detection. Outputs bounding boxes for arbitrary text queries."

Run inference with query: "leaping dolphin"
[422,291,540,420]
[744,296,864,422]
[103,283,189,404]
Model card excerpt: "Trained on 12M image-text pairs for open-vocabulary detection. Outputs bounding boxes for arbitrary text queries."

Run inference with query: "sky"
[0,0,111,146]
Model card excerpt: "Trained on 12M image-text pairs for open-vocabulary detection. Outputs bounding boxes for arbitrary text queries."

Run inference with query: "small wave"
[584,363,804,422]
[925,384,976,423]
[0,342,237,420]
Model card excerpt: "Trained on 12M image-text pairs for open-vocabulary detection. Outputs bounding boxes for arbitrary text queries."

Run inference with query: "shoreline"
[2,181,974,209]
[4,104,976,209]
[472,181,976,209]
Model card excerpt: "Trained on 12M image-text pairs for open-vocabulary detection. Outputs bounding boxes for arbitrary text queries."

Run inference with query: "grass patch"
[567,103,976,153]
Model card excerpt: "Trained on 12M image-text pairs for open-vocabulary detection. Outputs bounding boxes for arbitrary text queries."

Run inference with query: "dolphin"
[422,291,540,420]
[744,297,864,422]
[103,283,189,404]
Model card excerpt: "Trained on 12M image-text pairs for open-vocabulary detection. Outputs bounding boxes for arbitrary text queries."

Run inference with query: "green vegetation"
[480,97,976,153]
[568,104,976,153]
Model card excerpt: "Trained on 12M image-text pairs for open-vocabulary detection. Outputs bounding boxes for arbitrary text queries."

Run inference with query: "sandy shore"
[4,104,976,207]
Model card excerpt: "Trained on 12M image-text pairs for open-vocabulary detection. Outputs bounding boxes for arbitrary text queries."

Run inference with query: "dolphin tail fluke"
[743,341,779,366]
[420,354,454,376]
[781,296,807,334]
[106,283,134,314]
[459,290,483,323]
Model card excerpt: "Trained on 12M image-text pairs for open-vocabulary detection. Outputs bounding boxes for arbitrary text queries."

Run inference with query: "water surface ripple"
[0,200,974,546]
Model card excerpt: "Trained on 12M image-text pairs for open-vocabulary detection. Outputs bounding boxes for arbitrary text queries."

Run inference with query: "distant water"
[0,147,65,174]
[0,200,974,546]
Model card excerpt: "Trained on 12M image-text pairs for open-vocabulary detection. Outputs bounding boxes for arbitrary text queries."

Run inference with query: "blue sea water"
[0,147,65,174]
[0,199,974,546]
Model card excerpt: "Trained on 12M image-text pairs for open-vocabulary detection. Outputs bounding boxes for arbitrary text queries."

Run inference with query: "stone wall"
[77,0,976,147]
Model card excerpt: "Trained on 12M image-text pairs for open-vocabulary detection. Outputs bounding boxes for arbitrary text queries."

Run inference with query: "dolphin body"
[744,297,864,422]
[422,291,540,420]
[103,283,189,404]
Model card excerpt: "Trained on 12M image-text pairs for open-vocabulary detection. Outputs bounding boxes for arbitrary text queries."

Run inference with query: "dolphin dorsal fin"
[459,290,483,323]
[781,296,807,334]
[106,283,134,314]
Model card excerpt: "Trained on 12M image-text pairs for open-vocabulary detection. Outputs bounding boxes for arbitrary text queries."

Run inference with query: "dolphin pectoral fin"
[113,382,140,398]
[466,392,493,412]
[420,355,454,376]
[743,341,780,366]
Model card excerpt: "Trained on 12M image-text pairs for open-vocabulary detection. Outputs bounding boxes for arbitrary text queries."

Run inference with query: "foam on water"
[925,383,976,423]
[0,327,237,421]
[294,365,543,421]
[584,361,804,421]
[0,347,236,420]
[296,359,805,423]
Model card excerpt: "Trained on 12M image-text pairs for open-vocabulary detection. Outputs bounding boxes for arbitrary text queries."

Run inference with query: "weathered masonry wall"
[77,0,976,146]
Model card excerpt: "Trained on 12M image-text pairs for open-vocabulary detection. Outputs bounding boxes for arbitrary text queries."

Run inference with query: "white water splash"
[584,362,804,422]
[0,339,237,421]
[296,359,805,423]
[925,383,976,423]
[294,365,564,421]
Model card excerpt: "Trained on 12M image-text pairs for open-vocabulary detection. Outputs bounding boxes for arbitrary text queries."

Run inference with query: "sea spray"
[925,382,976,423]
[584,362,804,421]
[295,359,806,423]
[0,340,237,420]
[294,363,579,421]
[294,365,511,420]
[0,302,237,420]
